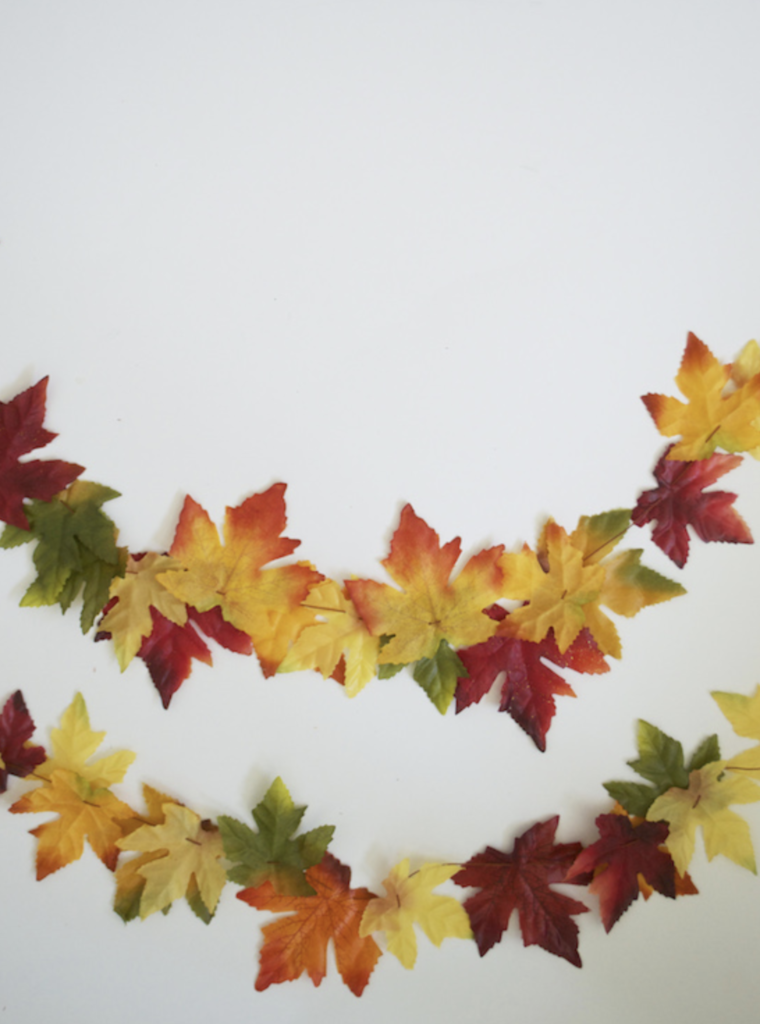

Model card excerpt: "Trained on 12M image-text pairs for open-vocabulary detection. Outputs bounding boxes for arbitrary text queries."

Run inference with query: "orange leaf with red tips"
[237,852,381,996]
[346,504,503,667]
[0,377,84,529]
[642,333,760,460]
[157,484,322,676]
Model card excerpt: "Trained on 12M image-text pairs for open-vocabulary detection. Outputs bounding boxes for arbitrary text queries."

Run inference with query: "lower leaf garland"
[3,332,760,994]
[2,687,760,994]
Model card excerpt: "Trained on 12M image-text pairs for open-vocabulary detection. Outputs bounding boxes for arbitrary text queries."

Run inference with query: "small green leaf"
[412,639,466,715]
[603,781,660,818]
[628,720,689,790]
[687,733,721,772]
[378,662,404,679]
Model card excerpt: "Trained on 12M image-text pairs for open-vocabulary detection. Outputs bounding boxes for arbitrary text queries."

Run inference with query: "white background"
[2,3,760,1022]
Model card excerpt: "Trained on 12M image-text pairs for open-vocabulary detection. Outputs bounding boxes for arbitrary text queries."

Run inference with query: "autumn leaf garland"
[3,333,760,994]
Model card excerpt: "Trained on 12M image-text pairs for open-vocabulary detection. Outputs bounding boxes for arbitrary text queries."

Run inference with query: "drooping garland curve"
[3,331,760,994]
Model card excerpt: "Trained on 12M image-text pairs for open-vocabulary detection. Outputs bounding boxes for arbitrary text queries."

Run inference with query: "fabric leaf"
[0,689,46,792]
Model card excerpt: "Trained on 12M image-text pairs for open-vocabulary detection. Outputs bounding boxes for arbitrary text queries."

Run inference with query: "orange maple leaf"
[237,852,381,996]
[642,333,760,460]
[10,769,136,879]
[157,483,322,675]
[345,504,504,666]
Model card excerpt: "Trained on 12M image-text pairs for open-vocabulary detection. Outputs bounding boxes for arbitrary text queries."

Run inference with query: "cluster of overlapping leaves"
[2,332,760,993]
[2,686,760,993]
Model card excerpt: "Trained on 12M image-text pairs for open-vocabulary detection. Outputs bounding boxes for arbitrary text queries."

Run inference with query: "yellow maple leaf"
[729,339,760,459]
[646,761,760,875]
[157,484,322,676]
[278,579,380,696]
[346,504,504,666]
[712,686,760,777]
[642,332,760,460]
[98,552,188,670]
[116,802,227,919]
[37,692,135,788]
[500,513,683,656]
[358,859,472,969]
[10,768,136,878]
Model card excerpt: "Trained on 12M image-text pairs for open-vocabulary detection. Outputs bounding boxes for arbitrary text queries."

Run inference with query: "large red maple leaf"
[631,444,752,567]
[565,813,675,932]
[0,690,46,792]
[455,607,609,751]
[237,852,381,996]
[453,816,589,966]
[0,377,84,529]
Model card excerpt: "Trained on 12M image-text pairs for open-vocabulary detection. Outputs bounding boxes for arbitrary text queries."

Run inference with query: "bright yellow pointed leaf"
[642,333,760,460]
[499,513,684,657]
[116,802,226,918]
[646,761,760,875]
[358,858,472,969]
[98,552,188,670]
[278,579,380,697]
[10,768,136,878]
[501,522,605,653]
[713,686,760,776]
[37,692,135,788]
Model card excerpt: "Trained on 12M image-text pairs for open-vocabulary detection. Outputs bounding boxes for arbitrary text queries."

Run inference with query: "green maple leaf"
[218,777,334,896]
[0,480,126,632]
[604,720,721,816]
[412,639,467,714]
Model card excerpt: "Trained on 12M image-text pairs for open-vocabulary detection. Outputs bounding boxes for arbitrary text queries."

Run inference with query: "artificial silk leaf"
[453,816,588,966]
[346,504,503,708]
[411,639,467,715]
[278,579,380,697]
[647,761,760,875]
[2,480,127,632]
[730,339,760,459]
[116,802,226,919]
[238,852,381,997]
[632,445,751,567]
[114,784,181,922]
[0,376,84,529]
[10,768,135,878]
[641,333,760,460]
[712,686,760,776]
[36,691,135,788]
[0,690,46,792]
[359,859,472,969]
[566,813,675,932]
[157,484,321,676]
[456,607,609,751]
[603,720,722,818]
[97,604,253,708]
[500,514,683,659]
[218,776,334,895]
[97,552,188,670]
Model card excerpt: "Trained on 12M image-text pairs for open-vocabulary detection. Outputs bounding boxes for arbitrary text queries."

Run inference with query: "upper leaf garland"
[2,333,760,996]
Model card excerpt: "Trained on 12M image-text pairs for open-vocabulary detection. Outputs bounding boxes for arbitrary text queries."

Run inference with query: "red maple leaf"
[0,377,84,529]
[97,602,253,708]
[0,690,46,792]
[453,816,589,966]
[456,607,609,751]
[237,852,381,996]
[565,813,675,932]
[632,444,752,568]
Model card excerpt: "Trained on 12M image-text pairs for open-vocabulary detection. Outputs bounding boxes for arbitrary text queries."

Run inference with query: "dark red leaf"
[632,444,752,567]
[0,377,84,529]
[0,690,46,792]
[456,617,609,751]
[566,813,675,932]
[453,816,588,966]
